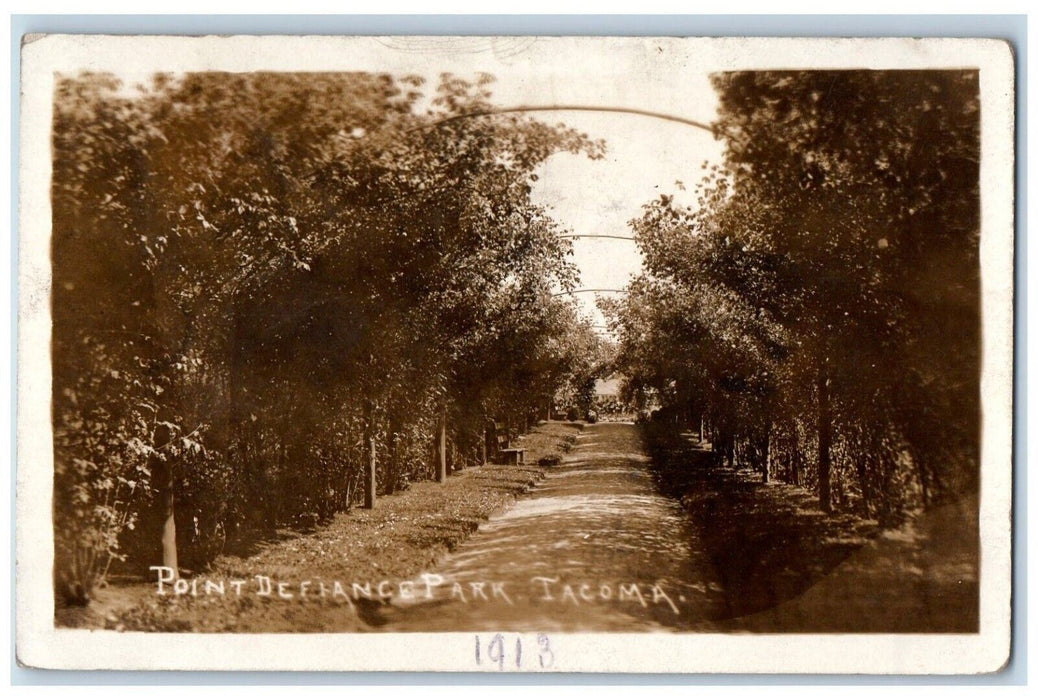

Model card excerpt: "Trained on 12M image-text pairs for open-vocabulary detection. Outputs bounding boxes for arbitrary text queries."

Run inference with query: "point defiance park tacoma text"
[151,567,685,613]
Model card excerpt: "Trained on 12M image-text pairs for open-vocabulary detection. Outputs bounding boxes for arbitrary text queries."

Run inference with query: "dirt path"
[374,422,726,632]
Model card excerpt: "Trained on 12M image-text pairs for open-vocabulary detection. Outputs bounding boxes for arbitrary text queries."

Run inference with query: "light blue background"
[9,13,1027,685]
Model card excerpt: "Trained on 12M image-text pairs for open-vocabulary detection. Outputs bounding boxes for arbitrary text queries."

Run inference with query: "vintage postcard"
[17,35,1014,673]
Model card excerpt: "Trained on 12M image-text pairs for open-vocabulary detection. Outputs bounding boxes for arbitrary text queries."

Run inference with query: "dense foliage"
[606,71,980,524]
[52,71,605,601]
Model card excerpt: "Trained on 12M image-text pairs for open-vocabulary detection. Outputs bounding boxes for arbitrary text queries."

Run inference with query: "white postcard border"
[16,34,1015,673]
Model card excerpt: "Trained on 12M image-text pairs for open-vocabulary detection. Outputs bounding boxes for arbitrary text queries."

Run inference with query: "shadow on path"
[646,424,979,632]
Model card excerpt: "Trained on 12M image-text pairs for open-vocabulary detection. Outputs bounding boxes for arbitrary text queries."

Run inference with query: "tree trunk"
[385,418,399,495]
[437,407,448,483]
[364,431,376,509]
[762,423,772,483]
[817,350,832,512]
[160,483,177,574]
[150,420,178,576]
[363,399,376,508]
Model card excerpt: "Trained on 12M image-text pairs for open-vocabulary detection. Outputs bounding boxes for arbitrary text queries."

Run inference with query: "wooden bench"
[489,421,526,465]
[500,446,526,465]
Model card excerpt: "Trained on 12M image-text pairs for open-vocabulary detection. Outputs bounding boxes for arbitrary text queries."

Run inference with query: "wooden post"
[437,407,447,483]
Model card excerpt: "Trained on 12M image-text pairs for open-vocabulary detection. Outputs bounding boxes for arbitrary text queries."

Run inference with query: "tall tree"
[51,70,604,597]
[609,70,980,520]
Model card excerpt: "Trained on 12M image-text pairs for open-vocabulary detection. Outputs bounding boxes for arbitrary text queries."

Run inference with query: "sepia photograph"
[16,34,1014,673]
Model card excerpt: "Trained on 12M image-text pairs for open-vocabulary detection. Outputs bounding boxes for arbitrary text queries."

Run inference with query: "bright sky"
[527,112,724,331]
[461,41,727,331]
